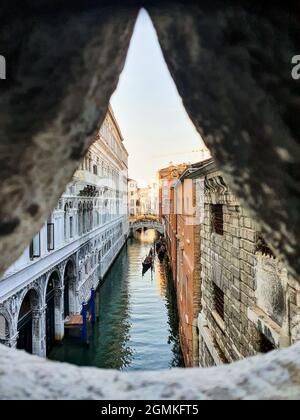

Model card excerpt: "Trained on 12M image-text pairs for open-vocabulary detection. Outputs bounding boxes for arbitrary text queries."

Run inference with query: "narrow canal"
[49,230,184,371]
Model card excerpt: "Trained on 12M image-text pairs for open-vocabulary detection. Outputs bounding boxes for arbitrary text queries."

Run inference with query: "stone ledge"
[1,344,300,400]
[247,306,288,348]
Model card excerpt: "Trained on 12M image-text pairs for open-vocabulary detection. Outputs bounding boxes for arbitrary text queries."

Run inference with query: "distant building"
[149,182,159,216]
[138,187,152,215]
[128,180,159,219]
[128,179,139,217]
[174,161,209,367]
[0,106,129,358]
[158,163,188,281]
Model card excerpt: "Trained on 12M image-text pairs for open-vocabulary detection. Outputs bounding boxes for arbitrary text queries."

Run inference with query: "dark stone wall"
[0,1,299,281]
[0,2,139,273]
[148,2,300,278]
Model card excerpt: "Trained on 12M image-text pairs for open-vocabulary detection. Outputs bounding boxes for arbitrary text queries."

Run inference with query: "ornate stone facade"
[0,106,129,357]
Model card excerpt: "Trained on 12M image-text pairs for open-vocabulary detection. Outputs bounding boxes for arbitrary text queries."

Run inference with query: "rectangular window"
[213,283,225,320]
[211,204,224,235]
[69,217,73,238]
[47,223,55,251]
[29,233,41,260]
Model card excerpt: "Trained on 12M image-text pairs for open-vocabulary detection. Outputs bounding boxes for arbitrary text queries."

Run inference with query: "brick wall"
[198,170,299,367]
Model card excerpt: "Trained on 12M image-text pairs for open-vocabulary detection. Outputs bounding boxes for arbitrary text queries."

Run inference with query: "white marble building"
[0,106,129,357]
[128,179,139,217]
[149,182,159,216]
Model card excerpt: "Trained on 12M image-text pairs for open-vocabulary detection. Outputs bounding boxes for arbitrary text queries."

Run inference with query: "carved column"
[69,276,78,315]
[32,307,46,358]
[54,287,64,342]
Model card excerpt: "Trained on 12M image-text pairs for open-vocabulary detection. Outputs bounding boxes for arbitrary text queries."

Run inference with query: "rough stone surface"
[198,167,297,367]
[0,1,300,400]
[149,2,300,279]
[0,1,299,281]
[0,343,299,400]
[0,2,299,279]
[0,1,139,274]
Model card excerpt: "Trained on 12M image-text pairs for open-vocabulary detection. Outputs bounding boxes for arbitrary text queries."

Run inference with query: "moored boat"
[158,244,166,262]
[142,255,154,275]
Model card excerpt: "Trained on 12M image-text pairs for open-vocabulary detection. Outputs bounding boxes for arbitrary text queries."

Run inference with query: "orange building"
[158,164,187,283]
[175,160,212,367]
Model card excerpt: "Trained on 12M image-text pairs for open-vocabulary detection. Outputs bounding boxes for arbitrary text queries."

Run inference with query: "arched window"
[83,203,87,234]
[89,203,94,231]
[64,204,68,241]
[17,289,40,355]
[78,203,82,236]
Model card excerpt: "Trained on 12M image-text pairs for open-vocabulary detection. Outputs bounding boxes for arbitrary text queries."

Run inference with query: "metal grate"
[211,204,224,235]
[256,235,276,258]
[213,283,225,320]
[259,332,276,354]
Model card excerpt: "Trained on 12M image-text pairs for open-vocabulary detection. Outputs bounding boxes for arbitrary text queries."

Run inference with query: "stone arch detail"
[17,287,45,357]
[17,286,42,321]
[44,269,64,349]
[0,306,14,342]
[44,269,62,302]
[63,257,77,317]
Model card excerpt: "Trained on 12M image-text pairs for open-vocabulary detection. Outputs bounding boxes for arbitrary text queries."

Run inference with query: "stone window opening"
[256,235,276,259]
[17,289,41,355]
[29,233,41,260]
[0,3,296,400]
[47,221,55,252]
[64,204,69,241]
[259,332,276,354]
[211,204,224,236]
[69,216,74,238]
[213,283,225,321]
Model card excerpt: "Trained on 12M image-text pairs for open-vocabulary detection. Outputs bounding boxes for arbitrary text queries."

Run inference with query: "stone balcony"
[73,170,117,191]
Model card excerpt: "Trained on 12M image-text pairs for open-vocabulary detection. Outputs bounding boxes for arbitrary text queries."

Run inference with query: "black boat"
[158,244,166,262]
[142,255,154,275]
[156,241,162,253]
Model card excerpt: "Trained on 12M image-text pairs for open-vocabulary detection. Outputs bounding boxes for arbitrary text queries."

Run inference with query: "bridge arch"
[130,218,165,236]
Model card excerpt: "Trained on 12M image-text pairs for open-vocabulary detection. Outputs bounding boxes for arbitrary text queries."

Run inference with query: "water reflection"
[49,229,184,371]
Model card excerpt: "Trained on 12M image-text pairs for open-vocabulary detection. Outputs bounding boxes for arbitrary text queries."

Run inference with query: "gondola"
[158,245,166,262]
[156,241,162,253]
[142,255,153,276]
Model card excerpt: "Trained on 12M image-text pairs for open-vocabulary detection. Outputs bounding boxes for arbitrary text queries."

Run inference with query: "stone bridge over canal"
[130,217,165,236]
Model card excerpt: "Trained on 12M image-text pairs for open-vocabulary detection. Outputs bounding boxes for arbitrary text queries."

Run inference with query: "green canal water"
[49,230,184,371]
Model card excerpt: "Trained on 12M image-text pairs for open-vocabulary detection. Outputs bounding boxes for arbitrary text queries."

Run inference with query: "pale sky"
[111,9,208,185]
